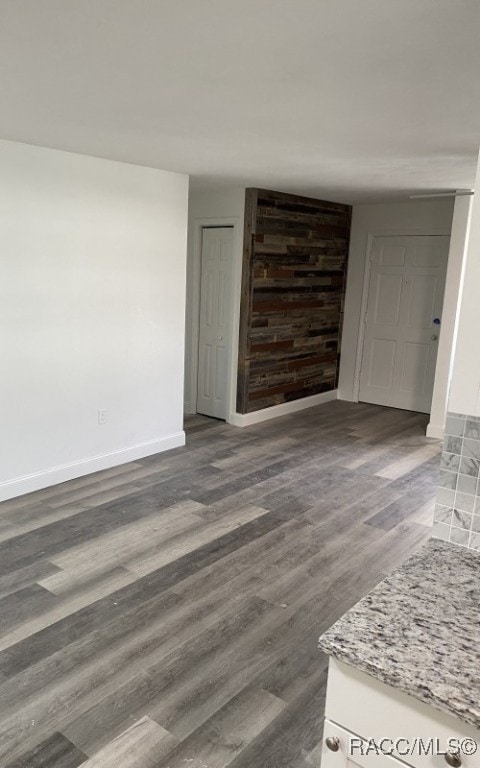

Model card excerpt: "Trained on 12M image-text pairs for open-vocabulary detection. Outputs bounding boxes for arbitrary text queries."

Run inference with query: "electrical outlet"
[98,409,107,425]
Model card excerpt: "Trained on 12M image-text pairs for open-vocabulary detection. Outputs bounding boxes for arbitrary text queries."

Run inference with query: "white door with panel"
[359,235,449,413]
[197,227,233,419]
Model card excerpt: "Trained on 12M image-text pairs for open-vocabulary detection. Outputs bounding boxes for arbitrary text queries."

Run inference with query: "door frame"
[352,228,452,404]
[188,216,242,420]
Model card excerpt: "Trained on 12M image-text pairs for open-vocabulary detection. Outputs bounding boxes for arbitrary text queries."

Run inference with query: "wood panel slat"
[236,188,351,413]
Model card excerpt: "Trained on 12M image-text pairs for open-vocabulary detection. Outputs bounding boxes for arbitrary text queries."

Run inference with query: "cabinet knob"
[444,751,462,767]
[325,736,340,752]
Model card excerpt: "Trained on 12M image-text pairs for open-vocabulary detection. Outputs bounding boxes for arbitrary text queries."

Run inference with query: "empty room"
[1,2,480,767]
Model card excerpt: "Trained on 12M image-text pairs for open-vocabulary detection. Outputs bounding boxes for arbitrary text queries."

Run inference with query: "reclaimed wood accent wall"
[237,188,351,413]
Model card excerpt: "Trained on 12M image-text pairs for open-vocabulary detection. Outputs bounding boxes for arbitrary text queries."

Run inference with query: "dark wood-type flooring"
[0,401,441,767]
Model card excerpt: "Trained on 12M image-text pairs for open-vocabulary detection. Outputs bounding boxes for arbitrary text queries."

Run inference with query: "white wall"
[427,195,472,436]
[184,187,245,418]
[338,199,454,403]
[449,155,480,416]
[0,139,189,501]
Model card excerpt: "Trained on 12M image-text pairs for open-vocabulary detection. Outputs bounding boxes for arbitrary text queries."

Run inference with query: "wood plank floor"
[0,401,441,768]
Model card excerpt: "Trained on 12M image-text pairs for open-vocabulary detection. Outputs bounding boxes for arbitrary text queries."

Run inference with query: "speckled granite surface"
[319,538,480,730]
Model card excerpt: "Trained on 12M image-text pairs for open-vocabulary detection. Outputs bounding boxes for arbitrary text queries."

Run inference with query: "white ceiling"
[1,0,479,203]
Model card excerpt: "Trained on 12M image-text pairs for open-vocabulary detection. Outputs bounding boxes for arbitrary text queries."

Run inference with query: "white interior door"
[197,227,233,419]
[359,235,449,413]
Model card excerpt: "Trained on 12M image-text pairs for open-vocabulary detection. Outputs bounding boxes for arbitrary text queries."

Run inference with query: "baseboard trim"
[426,422,445,439]
[228,390,338,427]
[0,431,186,502]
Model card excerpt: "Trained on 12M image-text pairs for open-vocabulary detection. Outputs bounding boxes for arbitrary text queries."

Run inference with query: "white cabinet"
[321,659,479,768]
[321,720,408,768]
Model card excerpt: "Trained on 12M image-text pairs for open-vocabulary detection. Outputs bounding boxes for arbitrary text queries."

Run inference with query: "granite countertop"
[319,538,480,730]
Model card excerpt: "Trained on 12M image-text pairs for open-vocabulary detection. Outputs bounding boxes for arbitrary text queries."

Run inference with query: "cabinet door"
[321,720,410,768]
[324,659,480,768]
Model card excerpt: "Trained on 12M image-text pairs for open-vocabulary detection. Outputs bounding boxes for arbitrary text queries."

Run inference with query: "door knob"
[444,750,462,767]
[431,335,438,341]
[325,736,340,752]
[218,336,223,341]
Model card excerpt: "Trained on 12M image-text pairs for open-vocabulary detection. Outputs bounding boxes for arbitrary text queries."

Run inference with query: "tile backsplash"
[433,411,480,551]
